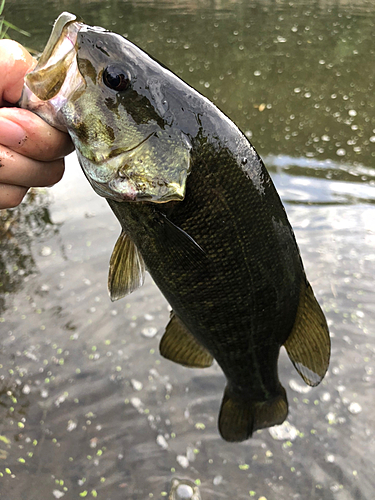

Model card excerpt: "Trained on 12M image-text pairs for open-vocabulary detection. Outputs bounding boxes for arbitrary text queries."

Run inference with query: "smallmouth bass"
[19,12,330,442]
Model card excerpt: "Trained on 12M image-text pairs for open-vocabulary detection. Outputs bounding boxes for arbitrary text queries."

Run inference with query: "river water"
[1,1,374,499]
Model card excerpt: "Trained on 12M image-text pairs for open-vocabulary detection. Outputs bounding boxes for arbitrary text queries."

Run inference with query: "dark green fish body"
[19,12,330,441]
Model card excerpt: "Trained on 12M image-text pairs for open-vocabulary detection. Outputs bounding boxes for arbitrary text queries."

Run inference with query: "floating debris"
[169,478,201,500]
[22,384,31,395]
[52,491,65,499]
[176,455,189,469]
[320,392,331,403]
[131,379,143,391]
[213,475,223,486]
[67,420,77,432]
[40,246,52,256]
[269,421,299,441]
[348,402,362,415]
[156,434,169,450]
[141,327,158,338]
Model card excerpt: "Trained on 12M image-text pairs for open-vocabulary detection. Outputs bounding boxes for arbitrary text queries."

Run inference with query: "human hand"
[0,40,74,209]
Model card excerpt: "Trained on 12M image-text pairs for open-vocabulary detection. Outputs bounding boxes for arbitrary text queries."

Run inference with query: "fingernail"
[0,118,26,148]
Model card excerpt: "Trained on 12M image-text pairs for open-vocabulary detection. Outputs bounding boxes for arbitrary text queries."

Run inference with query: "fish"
[19,12,330,442]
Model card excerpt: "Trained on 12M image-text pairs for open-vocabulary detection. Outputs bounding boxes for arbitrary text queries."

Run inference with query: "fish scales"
[19,12,330,442]
[109,138,303,396]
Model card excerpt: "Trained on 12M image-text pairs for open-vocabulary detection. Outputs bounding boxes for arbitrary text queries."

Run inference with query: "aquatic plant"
[0,0,30,39]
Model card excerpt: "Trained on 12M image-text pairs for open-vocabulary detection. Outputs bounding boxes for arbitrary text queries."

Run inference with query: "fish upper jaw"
[18,13,85,131]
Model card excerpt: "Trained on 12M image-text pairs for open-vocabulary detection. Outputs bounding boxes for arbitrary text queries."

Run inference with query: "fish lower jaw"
[87,177,140,202]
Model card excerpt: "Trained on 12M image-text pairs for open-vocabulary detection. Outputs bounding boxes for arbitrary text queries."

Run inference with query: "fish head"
[19,12,192,203]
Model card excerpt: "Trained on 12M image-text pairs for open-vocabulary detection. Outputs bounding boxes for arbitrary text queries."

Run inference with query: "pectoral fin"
[108,231,145,301]
[284,282,330,386]
[154,211,207,271]
[160,313,213,368]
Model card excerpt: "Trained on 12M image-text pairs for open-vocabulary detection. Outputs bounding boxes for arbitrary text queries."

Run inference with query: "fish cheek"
[77,57,98,84]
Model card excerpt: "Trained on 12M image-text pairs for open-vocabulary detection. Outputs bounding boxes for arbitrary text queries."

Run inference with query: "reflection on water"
[0,189,58,314]
[1,0,375,499]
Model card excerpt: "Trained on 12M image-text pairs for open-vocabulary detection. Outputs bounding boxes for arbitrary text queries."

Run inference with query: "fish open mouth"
[18,12,84,131]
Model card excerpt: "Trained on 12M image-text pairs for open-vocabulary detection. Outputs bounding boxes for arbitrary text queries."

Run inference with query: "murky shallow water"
[1,1,375,499]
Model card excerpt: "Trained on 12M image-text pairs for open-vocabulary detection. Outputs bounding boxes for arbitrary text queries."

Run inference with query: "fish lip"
[34,12,82,72]
[18,12,85,131]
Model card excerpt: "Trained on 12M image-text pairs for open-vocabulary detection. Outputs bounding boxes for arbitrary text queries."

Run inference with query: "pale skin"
[0,40,73,209]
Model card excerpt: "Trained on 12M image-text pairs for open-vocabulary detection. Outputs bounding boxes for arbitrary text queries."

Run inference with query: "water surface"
[1,1,375,499]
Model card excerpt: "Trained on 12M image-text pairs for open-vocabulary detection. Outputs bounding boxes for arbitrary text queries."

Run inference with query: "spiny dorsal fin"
[218,386,288,442]
[159,313,213,368]
[108,231,145,302]
[284,282,330,387]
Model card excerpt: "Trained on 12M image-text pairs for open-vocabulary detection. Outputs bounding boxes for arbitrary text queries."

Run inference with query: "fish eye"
[103,65,131,91]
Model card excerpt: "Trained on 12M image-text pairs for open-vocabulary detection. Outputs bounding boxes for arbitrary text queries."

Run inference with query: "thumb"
[0,40,36,105]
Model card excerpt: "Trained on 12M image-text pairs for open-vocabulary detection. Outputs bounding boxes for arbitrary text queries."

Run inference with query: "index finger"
[0,107,74,161]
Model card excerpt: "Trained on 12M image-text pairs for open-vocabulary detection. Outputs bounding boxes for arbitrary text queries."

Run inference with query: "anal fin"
[218,386,288,442]
[160,313,213,368]
[284,282,330,387]
[108,231,145,301]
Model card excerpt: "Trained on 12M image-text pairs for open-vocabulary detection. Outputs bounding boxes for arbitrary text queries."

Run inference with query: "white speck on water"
[186,447,196,462]
[213,475,223,486]
[176,484,194,499]
[41,389,49,398]
[289,378,312,394]
[41,246,52,256]
[330,483,341,493]
[326,412,337,424]
[141,327,158,338]
[348,109,357,117]
[176,455,190,468]
[156,434,169,449]
[55,394,67,407]
[67,420,77,432]
[245,130,253,139]
[320,392,331,402]
[22,384,31,395]
[294,87,301,93]
[319,59,325,65]
[269,421,299,441]
[83,278,91,286]
[254,70,261,76]
[40,284,50,292]
[369,136,375,143]
[336,148,346,156]
[144,313,154,321]
[130,397,143,410]
[321,134,330,142]
[52,491,65,499]
[131,379,143,391]
[276,35,287,43]
[348,402,362,414]
[326,454,335,463]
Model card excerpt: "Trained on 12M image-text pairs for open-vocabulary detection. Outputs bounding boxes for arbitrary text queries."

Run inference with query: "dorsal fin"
[159,313,213,368]
[108,231,145,301]
[284,282,330,387]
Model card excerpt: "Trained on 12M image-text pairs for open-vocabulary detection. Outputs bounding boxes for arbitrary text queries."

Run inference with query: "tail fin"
[218,386,288,442]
